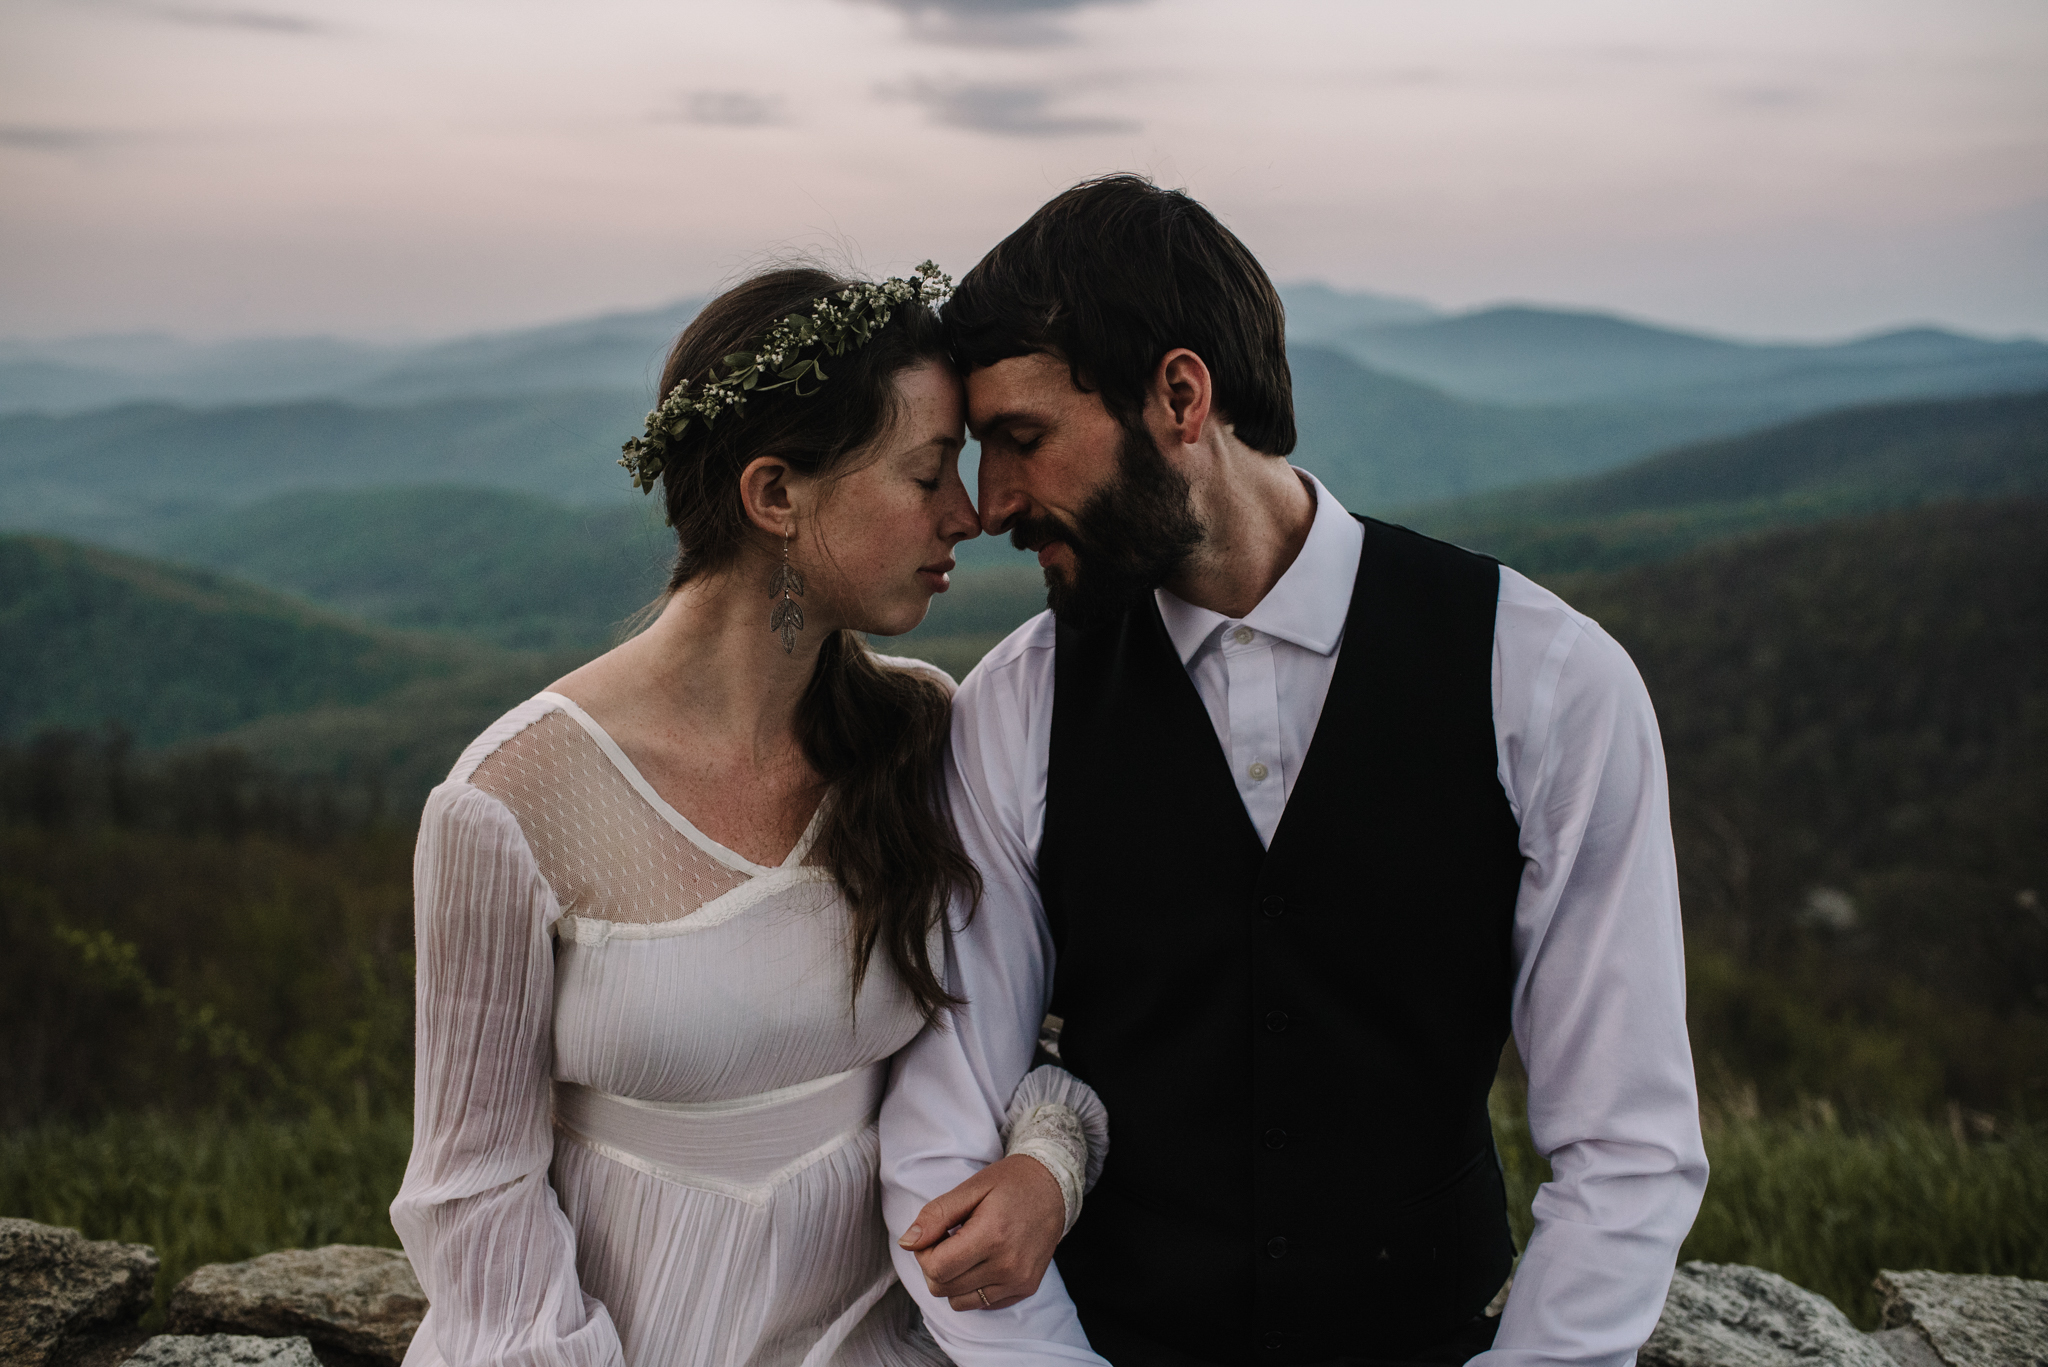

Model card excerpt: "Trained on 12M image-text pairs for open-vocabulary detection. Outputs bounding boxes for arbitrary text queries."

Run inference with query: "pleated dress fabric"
[392,690,953,1367]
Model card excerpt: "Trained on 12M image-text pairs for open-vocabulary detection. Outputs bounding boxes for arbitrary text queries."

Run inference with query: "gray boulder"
[0,1217,160,1367]
[1877,1270,2048,1367]
[1642,1261,1899,1367]
[124,1336,320,1367]
[166,1246,424,1367]
[1871,1326,1950,1367]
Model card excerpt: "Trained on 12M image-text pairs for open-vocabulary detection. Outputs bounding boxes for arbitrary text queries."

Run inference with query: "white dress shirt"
[880,470,1709,1367]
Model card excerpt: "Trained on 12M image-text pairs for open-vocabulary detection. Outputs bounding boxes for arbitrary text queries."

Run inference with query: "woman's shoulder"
[442,693,573,786]
[867,650,958,699]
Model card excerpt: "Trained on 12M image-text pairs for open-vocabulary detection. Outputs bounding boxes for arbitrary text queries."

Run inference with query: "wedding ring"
[976,1287,992,1308]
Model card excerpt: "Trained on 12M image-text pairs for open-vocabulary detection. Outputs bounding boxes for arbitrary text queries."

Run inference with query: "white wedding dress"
[392,689,958,1367]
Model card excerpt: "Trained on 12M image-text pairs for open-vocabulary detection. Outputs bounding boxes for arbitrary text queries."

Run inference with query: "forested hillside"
[159,487,673,651]
[1286,345,1733,509]
[1332,306,2048,409]
[0,535,496,747]
[1404,389,2048,574]
[1567,499,2048,1112]
[0,391,642,548]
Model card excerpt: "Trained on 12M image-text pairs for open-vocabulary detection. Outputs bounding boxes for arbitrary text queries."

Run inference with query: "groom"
[880,175,1708,1367]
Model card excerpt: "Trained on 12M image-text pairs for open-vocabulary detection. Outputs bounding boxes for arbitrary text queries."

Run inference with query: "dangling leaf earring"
[768,524,805,654]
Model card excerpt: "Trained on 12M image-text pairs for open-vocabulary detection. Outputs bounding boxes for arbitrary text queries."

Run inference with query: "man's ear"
[1151,348,1213,449]
[739,456,798,539]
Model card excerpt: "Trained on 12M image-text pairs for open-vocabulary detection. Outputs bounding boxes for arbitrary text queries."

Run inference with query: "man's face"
[967,353,1203,624]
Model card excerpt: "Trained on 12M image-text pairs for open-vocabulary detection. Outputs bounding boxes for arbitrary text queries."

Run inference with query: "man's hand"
[897,1153,1066,1311]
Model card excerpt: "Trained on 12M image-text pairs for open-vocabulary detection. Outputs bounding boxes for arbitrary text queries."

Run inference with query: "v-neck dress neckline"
[535,690,824,875]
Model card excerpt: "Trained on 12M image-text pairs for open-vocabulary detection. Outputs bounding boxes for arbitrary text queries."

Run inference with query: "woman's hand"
[897,1153,1067,1311]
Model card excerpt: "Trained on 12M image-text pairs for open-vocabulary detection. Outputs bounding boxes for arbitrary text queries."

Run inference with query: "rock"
[1642,1261,1899,1367]
[1876,1270,2048,1367]
[0,1217,160,1367]
[1871,1326,1950,1367]
[123,1336,320,1367]
[166,1247,424,1367]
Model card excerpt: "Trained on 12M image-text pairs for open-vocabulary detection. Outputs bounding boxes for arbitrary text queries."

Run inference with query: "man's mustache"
[1008,514,1085,559]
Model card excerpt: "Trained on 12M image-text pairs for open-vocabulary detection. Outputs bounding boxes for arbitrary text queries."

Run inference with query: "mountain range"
[8,381,2041,773]
[6,285,2046,560]
[1402,389,2048,575]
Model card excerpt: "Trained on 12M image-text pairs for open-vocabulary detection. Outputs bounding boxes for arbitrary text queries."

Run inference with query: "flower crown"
[619,261,953,494]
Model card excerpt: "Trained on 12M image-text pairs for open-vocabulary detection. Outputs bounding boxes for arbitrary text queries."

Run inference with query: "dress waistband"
[553,1064,886,1206]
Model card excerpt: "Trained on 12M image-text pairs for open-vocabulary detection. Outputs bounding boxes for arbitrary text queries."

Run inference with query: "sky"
[2,0,2045,343]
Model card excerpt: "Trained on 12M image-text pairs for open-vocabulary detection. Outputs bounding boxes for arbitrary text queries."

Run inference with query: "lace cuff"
[1000,1065,1110,1235]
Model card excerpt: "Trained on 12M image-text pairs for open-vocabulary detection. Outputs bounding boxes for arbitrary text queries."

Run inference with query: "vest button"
[1264,1332,1284,1350]
[1266,1236,1288,1258]
[1261,895,1286,918]
[1265,1010,1289,1033]
[1264,1127,1287,1149]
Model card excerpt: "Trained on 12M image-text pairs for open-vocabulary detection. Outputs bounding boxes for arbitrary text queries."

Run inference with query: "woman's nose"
[943,480,982,543]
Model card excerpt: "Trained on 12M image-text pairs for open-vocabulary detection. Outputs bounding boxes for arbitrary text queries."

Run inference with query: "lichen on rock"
[1641,1261,1900,1367]
[1877,1269,2048,1367]
[0,1217,159,1367]
[166,1246,424,1367]
[125,1334,320,1367]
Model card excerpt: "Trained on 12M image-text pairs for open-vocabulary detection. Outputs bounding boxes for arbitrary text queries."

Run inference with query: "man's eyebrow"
[967,409,1041,441]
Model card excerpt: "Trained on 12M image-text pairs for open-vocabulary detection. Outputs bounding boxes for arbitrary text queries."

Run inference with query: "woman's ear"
[739,456,798,539]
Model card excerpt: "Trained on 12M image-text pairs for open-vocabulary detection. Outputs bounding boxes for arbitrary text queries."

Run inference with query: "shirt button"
[1232,625,1254,645]
[1266,1010,1289,1032]
[1247,761,1269,782]
[1267,1236,1289,1259]
[1264,1127,1288,1149]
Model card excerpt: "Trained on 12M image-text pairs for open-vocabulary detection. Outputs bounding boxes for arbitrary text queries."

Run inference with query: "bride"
[391,264,1103,1367]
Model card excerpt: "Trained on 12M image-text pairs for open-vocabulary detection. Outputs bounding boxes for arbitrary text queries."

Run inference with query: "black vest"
[1039,517,1526,1366]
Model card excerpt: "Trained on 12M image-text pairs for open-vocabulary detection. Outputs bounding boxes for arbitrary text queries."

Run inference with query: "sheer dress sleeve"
[391,781,626,1367]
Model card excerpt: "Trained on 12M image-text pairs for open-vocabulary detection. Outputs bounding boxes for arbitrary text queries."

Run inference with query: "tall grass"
[0,1109,411,1328]
[1490,1081,2048,1328]
[8,1095,2044,1334]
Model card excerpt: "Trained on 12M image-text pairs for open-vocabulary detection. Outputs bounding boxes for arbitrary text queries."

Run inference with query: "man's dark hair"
[944,173,1296,456]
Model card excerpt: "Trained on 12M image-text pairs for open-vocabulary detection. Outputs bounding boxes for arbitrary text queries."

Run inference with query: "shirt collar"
[1155,469,1364,667]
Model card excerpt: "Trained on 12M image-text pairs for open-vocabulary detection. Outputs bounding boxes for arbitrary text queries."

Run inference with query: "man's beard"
[1009,424,1205,627]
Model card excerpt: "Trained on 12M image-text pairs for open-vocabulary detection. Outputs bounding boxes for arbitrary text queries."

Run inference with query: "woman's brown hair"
[653,267,977,1025]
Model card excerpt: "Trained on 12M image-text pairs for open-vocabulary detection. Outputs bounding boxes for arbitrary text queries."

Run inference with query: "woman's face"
[803,359,980,638]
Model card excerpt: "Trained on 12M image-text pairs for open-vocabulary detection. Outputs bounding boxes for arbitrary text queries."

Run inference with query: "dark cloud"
[150,4,327,33]
[1721,83,1817,110]
[854,0,1145,48]
[0,125,125,152]
[888,78,1137,136]
[1588,45,1711,66]
[673,91,788,127]
[1342,67,1452,89]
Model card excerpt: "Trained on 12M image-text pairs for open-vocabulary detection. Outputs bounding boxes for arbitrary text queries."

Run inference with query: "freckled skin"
[807,359,983,636]
[543,359,980,869]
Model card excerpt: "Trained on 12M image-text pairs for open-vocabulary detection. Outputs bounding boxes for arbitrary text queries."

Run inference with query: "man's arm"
[1478,571,1710,1367]
[878,623,1108,1365]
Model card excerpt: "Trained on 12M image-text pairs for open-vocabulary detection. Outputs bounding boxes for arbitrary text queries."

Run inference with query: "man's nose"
[977,469,1028,537]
